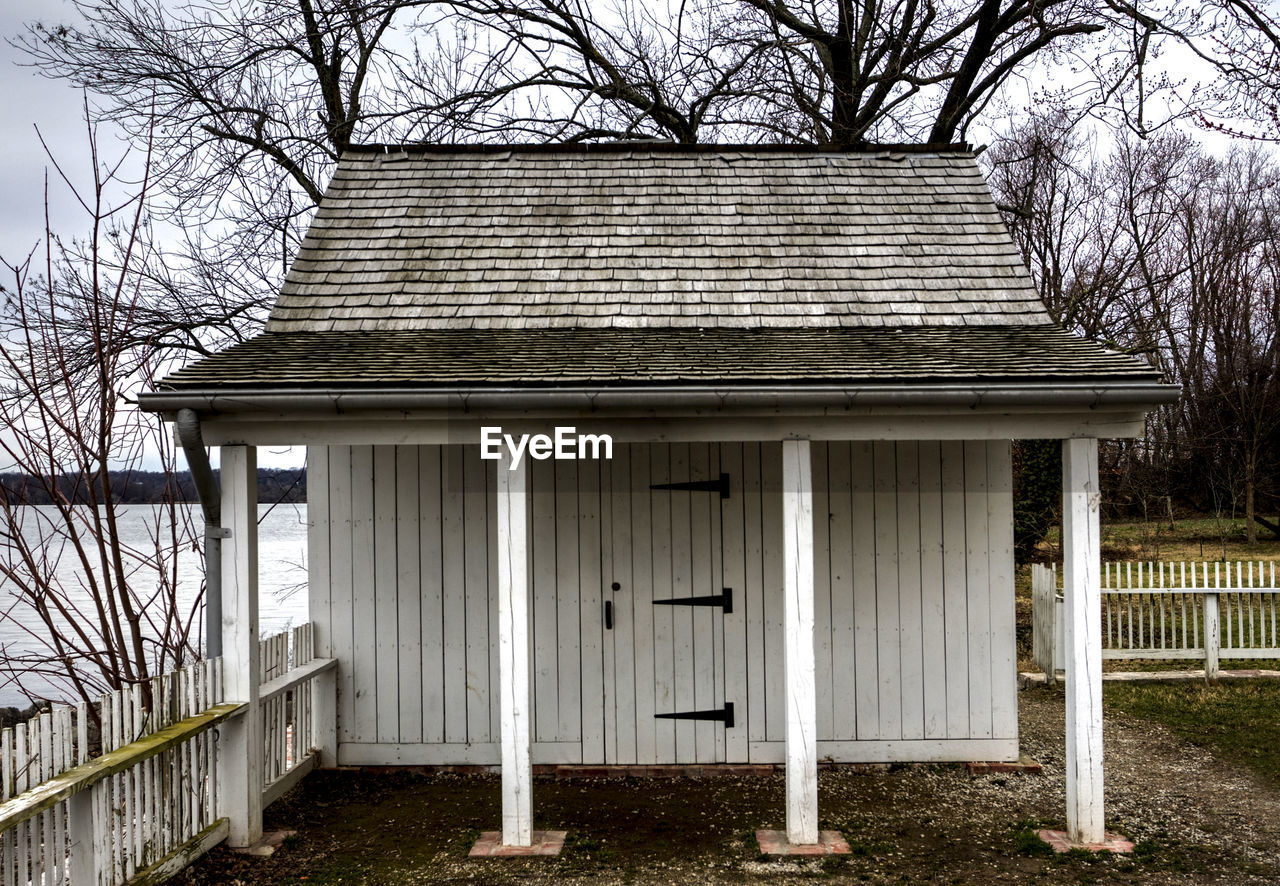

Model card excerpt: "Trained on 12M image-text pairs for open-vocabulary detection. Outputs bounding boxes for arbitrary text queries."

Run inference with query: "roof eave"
[138,379,1180,416]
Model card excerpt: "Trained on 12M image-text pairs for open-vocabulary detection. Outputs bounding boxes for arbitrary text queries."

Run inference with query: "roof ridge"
[343,141,973,158]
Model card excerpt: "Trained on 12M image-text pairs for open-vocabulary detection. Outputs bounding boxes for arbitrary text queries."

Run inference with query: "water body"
[0,503,311,705]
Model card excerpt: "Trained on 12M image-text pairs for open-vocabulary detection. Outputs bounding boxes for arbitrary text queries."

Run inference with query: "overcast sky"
[0,0,97,266]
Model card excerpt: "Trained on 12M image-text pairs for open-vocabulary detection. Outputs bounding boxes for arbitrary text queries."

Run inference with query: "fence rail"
[0,622,333,885]
[1033,561,1280,680]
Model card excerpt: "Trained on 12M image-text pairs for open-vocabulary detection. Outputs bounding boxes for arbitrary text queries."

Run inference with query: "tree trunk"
[1254,514,1280,538]
[1246,450,1258,545]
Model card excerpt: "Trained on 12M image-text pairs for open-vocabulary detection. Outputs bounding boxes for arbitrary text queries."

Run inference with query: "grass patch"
[1041,516,1280,564]
[1105,681,1280,788]
[1011,820,1054,857]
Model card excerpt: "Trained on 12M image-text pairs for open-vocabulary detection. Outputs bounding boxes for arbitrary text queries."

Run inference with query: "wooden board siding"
[308,441,1018,766]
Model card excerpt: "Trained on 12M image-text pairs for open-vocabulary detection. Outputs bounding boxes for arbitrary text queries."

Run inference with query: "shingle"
[263,145,1051,333]
[157,326,1159,389]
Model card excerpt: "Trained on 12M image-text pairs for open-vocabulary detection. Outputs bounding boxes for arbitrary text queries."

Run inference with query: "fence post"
[1032,566,1058,686]
[313,665,338,769]
[67,786,95,883]
[1032,567,1043,678]
[1045,568,1054,683]
[1204,591,1220,683]
[1054,595,1065,674]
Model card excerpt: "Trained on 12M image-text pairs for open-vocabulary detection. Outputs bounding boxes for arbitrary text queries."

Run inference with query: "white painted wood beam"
[782,439,819,845]
[219,445,263,847]
[313,664,339,769]
[195,412,1152,447]
[496,449,533,846]
[1062,438,1105,845]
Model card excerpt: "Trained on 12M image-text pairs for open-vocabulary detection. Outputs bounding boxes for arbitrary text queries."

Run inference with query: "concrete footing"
[1037,828,1134,854]
[231,829,296,857]
[469,830,567,857]
[755,829,851,856]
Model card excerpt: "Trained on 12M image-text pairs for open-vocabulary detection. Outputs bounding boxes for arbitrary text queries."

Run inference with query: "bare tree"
[14,0,493,352]
[986,112,1107,329]
[18,0,450,206]
[991,110,1280,543]
[434,0,1280,145]
[1176,147,1280,543]
[19,0,1280,226]
[422,0,779,142]
[0,120,202,709]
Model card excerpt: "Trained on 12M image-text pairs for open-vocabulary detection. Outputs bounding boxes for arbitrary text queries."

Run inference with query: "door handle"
[605,600,613,630]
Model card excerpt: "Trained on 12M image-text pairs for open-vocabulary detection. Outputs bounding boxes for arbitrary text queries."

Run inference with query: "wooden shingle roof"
[159,326,1159,389]
[148,144,1173,401]
[267,143,1051,332]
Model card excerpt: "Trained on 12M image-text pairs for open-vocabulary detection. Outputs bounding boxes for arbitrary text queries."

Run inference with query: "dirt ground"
[174,686,1280,885]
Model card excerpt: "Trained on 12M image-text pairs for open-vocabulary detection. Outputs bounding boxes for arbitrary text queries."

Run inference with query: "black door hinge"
[655,702,734,728]
[650,473,730,499]
[652,588,732,614]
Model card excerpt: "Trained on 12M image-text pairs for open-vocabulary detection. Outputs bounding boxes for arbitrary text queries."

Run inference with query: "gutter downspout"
[177,408,225,659]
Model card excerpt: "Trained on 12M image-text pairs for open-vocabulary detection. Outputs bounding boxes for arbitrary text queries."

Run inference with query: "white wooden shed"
[141,143,1178,852]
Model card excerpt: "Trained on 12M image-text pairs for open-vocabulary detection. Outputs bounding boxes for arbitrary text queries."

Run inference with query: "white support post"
[219,445,263,847]
[496,450,532,847]
[1062,438,1104,845]
[782,439,818,846]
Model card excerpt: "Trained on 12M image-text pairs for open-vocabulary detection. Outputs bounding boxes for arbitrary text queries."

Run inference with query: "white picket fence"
[1033,561,1280,680]
[260,625,321,808]
[0,623,332,885]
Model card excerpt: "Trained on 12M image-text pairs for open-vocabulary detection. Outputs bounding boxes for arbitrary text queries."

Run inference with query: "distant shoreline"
[0,468,307,505]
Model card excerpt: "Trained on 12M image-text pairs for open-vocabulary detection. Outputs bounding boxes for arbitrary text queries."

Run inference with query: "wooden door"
[602,443,731,764]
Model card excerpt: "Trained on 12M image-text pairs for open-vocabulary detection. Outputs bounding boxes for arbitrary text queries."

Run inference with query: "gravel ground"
[174,687,1280,885]
[1023,684,1280,873]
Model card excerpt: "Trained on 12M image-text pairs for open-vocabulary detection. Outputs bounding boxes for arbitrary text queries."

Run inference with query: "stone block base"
[530,763,780,778]
[755,829,850,856]
[1037,829,1134,854]
[469,830,567,857]
[231,829,296,857]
